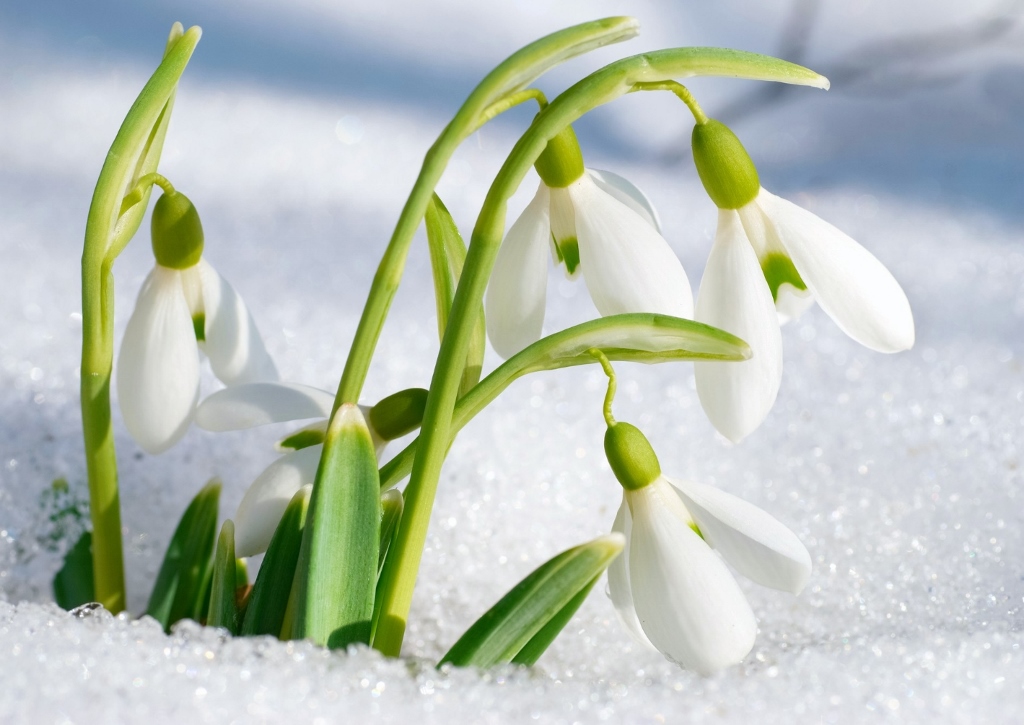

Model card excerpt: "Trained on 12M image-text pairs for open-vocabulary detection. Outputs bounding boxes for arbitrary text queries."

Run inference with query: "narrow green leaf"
[425,193,485,396]
[370,489,404,645]
[241,485,311,637]
[439,534,623,668]
[378,489,404,576]
[206,520,238,633]
[145,480,220,631]
[53,531,95,611]
[511,574,600,666]
[293,405,380,649]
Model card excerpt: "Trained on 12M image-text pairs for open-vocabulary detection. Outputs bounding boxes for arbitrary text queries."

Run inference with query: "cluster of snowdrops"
[70,19,913,675]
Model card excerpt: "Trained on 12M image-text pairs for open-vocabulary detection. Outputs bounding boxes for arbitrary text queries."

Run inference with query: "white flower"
[116,258,278,454]
[195,382,389,557]
[485,169,693,359]
[694,188,915,442]
[608,475,811,675]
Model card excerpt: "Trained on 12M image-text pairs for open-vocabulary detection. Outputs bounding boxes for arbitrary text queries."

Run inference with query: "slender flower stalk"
[373,46,828,656]
[80,25,201,613]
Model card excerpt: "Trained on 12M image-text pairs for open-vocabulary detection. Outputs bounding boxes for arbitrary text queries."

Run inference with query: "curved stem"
[80,25,200,613]
[630,80,708,124]
[331,17,640,413]
[588,348,617,427]
[373,46,827,656]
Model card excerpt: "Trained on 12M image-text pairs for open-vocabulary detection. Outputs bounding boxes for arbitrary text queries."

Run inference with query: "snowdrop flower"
[117,190,278,454]
[485,125,693,358]
[603,419,811,675]
[690,119,914,442]
[195,383,426,556]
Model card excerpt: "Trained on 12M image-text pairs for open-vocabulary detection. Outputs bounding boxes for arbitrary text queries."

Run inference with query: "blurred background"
[0,3,1022,715]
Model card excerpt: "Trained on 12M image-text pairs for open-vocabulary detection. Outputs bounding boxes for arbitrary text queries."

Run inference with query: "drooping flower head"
[485,124,693,359]
[116,190,278,454]
[690,119,914,442]
[603,418,811,674]
[195,384,427,556]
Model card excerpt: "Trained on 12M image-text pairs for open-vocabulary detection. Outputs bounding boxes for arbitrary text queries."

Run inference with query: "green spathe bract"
[691,119,760,210]
[151,191,204,269]
[242,485,311,637]
[439,535,624,668]
[605,422,661,491]
[369,388,429,442]
[292,405,380,649]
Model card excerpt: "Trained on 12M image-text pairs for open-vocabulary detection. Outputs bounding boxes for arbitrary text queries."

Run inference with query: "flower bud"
[534,124,585,188]
[604,422,661,491]
[369,387,429,441]
[151,191,204,269]
[691,120,760,210]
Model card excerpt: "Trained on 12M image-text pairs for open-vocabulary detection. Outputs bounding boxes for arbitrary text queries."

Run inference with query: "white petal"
[606,496,656,650]
[775,282,815,325]
[694,210,783,443]
[198,259,280,385]
[669,478,811,595]
[627,480,757,675]
[234,445,322,557]
[484,184,551,359]
[587,168,661,232]
[116,265,200,454]
[195,382,334,431]
[756,190,915,352]
[569,174,693,320]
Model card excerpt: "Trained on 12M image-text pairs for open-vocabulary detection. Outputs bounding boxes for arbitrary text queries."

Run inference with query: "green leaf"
[292,405,380,649]
[511,574,599,666]
[439,534,623,668]
[145,480,220,631]
[53,531,95,610]
[380,313,749,490]
[370,489,404,645]
[377,489,404,576]
[206,520,238,633]
[425,193,485,396]
[241,484,311,638]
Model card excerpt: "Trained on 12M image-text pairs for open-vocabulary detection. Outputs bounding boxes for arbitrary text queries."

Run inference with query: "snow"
[0,1,1022,722]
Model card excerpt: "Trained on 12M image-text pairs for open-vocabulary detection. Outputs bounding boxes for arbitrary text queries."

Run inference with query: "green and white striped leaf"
[439,534,623,668]
[292,405,380,649]
[145,480,220,631]
[241,484,311,637]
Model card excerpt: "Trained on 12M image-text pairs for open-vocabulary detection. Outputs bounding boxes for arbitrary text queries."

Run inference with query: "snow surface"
[1,1,1022,722]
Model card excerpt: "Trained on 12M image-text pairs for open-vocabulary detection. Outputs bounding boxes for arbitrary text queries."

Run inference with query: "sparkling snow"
[0,1,1022,722]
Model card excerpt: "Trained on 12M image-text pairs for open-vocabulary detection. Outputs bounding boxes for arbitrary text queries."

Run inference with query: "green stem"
[373,47,827,656]
[630,80,708,124]
[331,17,640,413]
[80,25,200,613]
[471,88,548,133]
[588,348,617,427]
